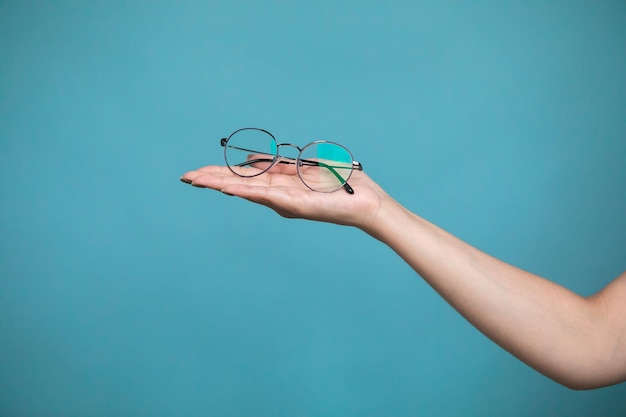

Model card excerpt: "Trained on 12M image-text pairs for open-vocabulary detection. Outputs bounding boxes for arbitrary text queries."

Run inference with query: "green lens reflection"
[298,142,353,192]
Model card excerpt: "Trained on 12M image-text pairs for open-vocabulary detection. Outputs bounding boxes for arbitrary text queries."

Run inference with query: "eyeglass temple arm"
[241,157,362,194]
[300,159,362,194]
[221,139,363,170]
[221,139,363,194]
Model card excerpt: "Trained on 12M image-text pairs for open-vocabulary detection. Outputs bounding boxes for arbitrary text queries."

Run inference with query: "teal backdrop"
[1,1,625,416]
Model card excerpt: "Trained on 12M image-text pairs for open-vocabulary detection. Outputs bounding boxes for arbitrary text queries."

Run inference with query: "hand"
[180,163,389,230]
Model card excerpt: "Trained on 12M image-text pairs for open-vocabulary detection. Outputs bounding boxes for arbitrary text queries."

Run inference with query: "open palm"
[181,163,389,229]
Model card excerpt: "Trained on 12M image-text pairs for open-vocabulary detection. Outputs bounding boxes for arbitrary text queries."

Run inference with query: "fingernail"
[179,176,192,184]
[221,189,234,196]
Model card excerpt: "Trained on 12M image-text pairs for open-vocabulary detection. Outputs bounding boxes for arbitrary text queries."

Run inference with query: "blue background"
[1,1,625,415]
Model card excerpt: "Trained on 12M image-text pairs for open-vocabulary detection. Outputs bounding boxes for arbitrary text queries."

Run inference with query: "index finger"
[180,165,229,184]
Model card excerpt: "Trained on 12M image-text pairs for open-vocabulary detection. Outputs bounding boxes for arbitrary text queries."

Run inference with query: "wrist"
[359,193,413,243]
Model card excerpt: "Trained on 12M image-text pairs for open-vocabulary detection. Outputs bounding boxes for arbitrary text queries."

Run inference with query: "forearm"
[364,196,622,389]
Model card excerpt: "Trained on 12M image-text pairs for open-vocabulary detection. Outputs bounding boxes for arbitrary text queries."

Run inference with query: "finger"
[180,166,249,185]
[220,184,296,210]
[265,158,298,175]
[196,165,233,174]
[180,166,223,183]
[190,172,270,190]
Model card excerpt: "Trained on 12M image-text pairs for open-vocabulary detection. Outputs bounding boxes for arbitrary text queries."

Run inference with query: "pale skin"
[181,163,626,390]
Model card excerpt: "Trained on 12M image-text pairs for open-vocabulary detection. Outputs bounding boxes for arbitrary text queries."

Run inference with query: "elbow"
[559,379,623,391]
[545,370,595,390]
[546,361,626,391]
[559,379,605,391]
[559,372,626,390]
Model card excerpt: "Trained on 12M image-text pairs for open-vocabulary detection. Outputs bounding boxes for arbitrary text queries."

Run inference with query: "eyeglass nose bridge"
[274,143,303,164]
[276,143,302,153]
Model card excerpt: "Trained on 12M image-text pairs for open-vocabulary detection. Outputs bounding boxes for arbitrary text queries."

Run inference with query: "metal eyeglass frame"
[220,127,364,194]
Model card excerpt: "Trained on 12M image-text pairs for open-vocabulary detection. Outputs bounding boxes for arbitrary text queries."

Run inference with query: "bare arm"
[181,166,626,389]
[369,195,626,390]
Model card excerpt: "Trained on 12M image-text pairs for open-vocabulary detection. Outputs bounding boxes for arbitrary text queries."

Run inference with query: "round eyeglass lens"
[297,142,354,192]
[224,128,278,177]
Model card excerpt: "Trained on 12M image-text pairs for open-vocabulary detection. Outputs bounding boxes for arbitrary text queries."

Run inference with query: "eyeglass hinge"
[220,138,227,146]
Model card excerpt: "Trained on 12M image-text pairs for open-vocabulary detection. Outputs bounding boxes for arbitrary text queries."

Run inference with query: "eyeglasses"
[220,128,363,194]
